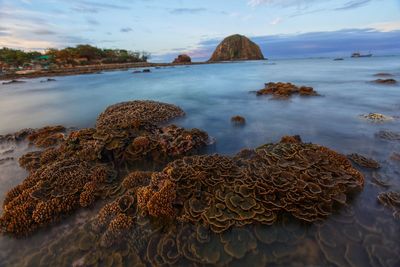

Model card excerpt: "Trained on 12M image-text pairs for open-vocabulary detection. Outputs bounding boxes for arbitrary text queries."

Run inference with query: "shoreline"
[0,61,225,81]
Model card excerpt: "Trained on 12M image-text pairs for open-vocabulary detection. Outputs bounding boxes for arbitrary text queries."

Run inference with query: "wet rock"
[142,69,151,73]
[256,82,319,98]
[40,78,56,83]
[360,113,394,123]
[2,80,26,85]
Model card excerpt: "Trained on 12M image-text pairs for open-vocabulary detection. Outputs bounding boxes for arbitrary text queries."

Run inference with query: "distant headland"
[209,34,265,62]
[0,34,265,80]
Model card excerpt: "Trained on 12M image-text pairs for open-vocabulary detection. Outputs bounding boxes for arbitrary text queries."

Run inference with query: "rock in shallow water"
[256,82,319,99]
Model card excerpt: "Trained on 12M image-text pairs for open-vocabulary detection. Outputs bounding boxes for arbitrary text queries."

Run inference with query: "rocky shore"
[0,61,224,81]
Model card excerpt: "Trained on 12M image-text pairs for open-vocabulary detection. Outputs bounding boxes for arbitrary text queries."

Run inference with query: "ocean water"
[0,57,399,266]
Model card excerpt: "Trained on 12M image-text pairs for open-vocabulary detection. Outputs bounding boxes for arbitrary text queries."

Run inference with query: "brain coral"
[136,138,364,232]
[96,100,185,130]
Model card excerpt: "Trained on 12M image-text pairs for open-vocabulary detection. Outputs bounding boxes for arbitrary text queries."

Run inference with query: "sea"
[0,56,399,266]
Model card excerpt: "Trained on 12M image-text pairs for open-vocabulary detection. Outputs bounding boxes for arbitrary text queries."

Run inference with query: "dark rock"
[209,34,264,62]
[372,79,397,85]
[173,54,191,64]
[142,69,151,73]
[373,73,394,77]
[2,79,26,85]
[231,115,246,125]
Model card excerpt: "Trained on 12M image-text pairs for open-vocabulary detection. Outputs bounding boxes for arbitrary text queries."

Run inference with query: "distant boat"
[334,58,344,61]
[351,52,372,58]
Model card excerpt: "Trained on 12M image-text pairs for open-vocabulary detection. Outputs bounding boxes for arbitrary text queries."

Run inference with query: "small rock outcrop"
[209,34,264,62]
[173,54,191,64]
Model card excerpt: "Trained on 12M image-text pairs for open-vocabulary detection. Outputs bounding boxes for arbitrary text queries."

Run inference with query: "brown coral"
[0,158,113,236]
[256,82,319,98]
[26,125,66,148]
[135,138,364,231]
[347,153,380,169]
[96,100,185,130]
[377,191,400,219]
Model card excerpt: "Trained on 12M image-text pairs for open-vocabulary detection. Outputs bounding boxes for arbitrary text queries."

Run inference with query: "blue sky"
[0,0,399,61]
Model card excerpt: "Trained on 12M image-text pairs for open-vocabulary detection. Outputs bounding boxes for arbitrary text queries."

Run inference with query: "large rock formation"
[209,34,264,62]
[173,54,191,64]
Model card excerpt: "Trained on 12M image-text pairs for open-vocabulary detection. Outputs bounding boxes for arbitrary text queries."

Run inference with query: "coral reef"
[26,125,66,148]
[136,137,364,232]
[360,113,394,122]
[231,115,246,125]
[0,125,65,147]
[377,191,400,219]
[96,100,184,130]
[0,100,209,237]
[0,158,115,236]
[280,135,302,144]
[347,153,380,169]
[256,82,319,98]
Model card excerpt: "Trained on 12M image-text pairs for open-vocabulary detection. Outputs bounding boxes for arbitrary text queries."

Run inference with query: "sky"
[0,0,399,61]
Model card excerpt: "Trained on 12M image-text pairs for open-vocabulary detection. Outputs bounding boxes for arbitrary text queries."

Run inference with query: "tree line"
[0,45,150,67]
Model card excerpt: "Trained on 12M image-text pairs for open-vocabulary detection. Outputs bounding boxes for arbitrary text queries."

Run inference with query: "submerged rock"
[373,73,394,77]
[372,79,397,85]
[256,82,319,98]
[377,191,400,219]
[375,130,400,140]
[209,34,264,62]
[231,115,246,125]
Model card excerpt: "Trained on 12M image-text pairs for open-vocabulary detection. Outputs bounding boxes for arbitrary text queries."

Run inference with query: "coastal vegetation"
[0,45,150,70]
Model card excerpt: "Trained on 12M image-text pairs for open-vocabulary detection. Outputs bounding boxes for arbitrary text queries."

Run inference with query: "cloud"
[70,0,130,14]
[270,17,282,25]
[369,21,400,32]
[32,29,57,35]
[87,18,99,25]
[120,27,133,33]
[158,28,400,61]
[169,8,207,15]
[334,0,372,10]
[248,0,319,8]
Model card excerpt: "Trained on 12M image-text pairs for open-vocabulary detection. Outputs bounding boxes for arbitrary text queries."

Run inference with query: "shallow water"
[0,57,399,266]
